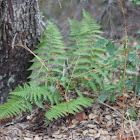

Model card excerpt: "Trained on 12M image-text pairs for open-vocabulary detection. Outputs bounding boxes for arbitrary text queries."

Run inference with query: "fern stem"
[72,64,111,79]
[21,44,58,83]
[64,39,88,140]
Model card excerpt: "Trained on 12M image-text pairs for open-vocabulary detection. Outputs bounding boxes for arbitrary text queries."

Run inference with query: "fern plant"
[46,96,93,120]
[68,10,114,94]
[28,21,67,85]
[0,95,31,119]
[129,0,140,4]
[0,82,93,120]
[1,10,134,122]
[0,15,94,121]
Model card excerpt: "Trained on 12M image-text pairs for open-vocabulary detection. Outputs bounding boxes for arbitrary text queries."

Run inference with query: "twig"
[1,113,30,128]
[70,0,73,4]
[64,40,89,140]
[113,69,139,76]
[11,33,17,49]
[128,116,136,140]
[97,0,113,24]
[72,64,111,79]
[120,0,128,138]
[57,0,62,8]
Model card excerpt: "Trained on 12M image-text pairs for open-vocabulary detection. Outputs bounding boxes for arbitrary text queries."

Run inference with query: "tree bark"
[0,0,40,104]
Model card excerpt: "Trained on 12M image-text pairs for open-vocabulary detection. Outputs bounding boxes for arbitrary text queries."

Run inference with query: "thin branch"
[128,116,136,140]
[11,33,17,49]
[72,64,111,79]
[57,0,62,8]
[113,69,139,76]
[120,0,128,138]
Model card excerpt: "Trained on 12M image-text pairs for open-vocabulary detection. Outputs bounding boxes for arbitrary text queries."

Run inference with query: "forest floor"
[0,92,140,140]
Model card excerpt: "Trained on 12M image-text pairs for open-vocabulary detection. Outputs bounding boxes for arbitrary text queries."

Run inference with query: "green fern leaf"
[45,96,93,120]
[0,96,31,119]
[29,21,67,83]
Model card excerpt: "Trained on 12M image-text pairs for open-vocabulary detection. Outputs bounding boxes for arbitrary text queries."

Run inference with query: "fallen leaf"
[122,137,134,140]
[89,113,96,119]
[105,115,111,120]
[24,137,32,140]
[72,119,78,124]
[34,135,41,140]
[71,124,76,128]
[75,111,87,121]
[87,124,96,128]
[89,129,96,134]
[95,133,100,138]
[99,129,108,135]
[116,95,127,101]
[83,130,88,136]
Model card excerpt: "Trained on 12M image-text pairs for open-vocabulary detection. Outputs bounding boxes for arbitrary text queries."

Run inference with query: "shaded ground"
[0,93,140,140]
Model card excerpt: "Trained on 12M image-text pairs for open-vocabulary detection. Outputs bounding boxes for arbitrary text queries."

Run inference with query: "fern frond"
[45,96,93,120]
[68,10,114,93]
[10,83,62,107]
[29,21,67,84]
[0,96,31,119]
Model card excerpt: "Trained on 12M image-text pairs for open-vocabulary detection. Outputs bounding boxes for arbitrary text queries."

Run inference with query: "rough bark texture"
[0,0,40,104]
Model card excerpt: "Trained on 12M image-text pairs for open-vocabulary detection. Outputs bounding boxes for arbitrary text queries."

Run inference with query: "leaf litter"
[0,93,140,140]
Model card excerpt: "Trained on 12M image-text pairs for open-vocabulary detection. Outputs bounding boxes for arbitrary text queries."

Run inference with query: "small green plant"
[125,106,138,120]
[129,0,140,4]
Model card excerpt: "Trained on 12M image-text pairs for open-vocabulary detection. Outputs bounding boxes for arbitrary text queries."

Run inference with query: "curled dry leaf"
[122,137,134,140]
[75,111,88,121]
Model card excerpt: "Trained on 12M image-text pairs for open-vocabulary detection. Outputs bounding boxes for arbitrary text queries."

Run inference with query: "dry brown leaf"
[75,111,88,121]
[122,137,134,140]
[34,135,41,140]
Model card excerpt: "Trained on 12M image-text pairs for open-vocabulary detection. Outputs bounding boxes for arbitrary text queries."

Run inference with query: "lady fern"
[0,95,31,119]
[69,10,113,94]
[45,96,93,120]
[0,82,93,120]
[0,10,112,121]
[29,21,67,85]
[10,83,62,107]
[0,82,64,119]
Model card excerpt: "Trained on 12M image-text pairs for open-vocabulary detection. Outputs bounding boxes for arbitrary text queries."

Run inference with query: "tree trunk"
[0,0,40,104]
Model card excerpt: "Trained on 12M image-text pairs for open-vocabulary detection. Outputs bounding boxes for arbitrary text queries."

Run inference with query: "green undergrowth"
[0,10,139,121]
